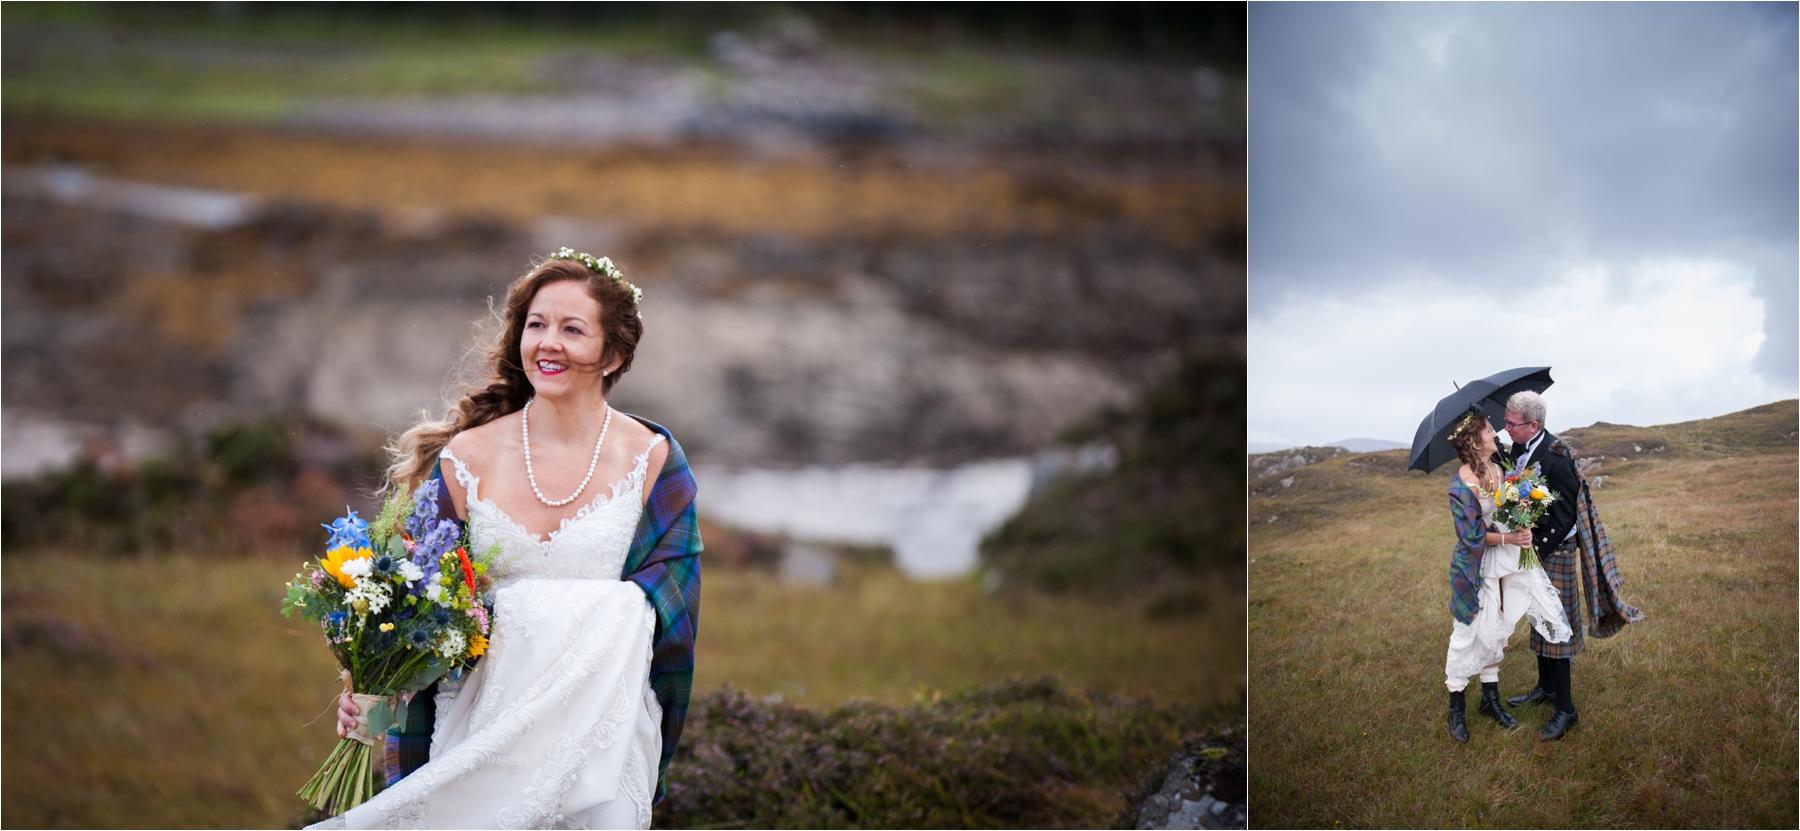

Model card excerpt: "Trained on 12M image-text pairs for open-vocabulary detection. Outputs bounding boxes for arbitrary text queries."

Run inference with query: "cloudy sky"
[1247,2,1797,449]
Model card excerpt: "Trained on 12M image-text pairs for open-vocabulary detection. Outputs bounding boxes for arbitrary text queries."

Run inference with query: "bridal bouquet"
[1491,460,1559,569]
[281,477,497,814]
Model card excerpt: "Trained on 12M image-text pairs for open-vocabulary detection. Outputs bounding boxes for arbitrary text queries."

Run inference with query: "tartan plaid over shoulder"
[1573,479,1644,639]
[620,416,703,806]
[1530,446,1645,658]
[1447,474,1486,625]
[381,414,702,808]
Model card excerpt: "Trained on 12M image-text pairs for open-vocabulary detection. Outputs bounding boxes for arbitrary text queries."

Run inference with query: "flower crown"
[1448,409,1484,443]
[550,247,644,318]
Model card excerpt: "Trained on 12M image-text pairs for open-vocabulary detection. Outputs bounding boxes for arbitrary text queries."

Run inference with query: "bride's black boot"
[1447,690,1469,743]
[1477,681,1518,729]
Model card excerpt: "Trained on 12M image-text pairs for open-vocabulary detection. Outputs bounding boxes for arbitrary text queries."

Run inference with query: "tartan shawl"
[1446,474,1486,625]
[1572,477,1645,639]
[382,413,702,806]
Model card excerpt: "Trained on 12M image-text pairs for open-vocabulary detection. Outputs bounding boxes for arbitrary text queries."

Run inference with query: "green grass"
[1248,403,1799,828]
[0,9,709,124]
[2,39,557,124]
[1,552,1236,828]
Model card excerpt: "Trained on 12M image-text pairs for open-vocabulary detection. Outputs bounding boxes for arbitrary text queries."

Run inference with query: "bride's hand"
[337,692,360,739]
[1503,530,1533,547]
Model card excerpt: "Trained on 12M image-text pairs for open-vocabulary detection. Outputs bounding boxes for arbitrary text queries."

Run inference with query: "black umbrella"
[1408,366,1555,473]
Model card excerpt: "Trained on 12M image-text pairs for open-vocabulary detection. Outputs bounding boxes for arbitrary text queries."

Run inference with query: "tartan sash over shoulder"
[382,414,702,807]
[1530,446,1645,658]
[1573,479,1644,639]
[620,416,703,806]
[1447,475,1486,625]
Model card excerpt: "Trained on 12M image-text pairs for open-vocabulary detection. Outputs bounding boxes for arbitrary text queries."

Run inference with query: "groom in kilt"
[1499,391,1644,740]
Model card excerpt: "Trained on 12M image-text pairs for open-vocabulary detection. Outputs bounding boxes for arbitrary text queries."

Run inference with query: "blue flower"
[428,608,454,629]
[414,518,462,562]
[406,478,442,539]
[409,562,439,596]
[322,508,372,550]
[407,628,433,649]
[371,554,398,579]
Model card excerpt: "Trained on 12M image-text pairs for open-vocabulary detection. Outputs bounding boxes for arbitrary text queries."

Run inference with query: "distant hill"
[1246,438,1407,456]
[1329,437,1408,453]
[1248,446,1350,483]
[1247,401,1799,479]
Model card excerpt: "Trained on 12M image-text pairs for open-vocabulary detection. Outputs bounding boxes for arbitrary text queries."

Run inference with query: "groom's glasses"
[1504,418,1532,429]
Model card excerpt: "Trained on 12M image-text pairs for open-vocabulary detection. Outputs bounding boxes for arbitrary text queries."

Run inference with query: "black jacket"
[1512,430,1580,552]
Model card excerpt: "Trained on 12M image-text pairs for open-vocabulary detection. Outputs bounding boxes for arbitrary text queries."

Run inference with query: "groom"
[1496,390,1584,740]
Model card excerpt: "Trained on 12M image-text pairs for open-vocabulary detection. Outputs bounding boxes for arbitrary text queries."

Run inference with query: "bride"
[313,249,702,829]
[1441,408,1569,743]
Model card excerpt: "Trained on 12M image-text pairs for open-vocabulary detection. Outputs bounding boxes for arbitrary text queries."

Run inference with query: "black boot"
[1539,659,1579,741]
[1508,655,1555,707]
[1447,690,1469,743]
[1477,682,1518,729]
[1539,708,1579,740]
[1508,685,1555,707]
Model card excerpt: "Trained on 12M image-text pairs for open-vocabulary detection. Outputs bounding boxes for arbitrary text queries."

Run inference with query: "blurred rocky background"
[2,3,1243,828]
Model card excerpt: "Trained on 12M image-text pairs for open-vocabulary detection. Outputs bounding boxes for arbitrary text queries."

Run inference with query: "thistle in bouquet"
[281,477,499,814]
[1491,459,1559,569]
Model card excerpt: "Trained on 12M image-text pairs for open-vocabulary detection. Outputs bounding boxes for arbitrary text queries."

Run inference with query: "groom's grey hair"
[1506,391,1547,426]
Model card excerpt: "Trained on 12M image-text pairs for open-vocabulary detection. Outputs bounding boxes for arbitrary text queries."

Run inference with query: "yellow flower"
[322,545,373,589]
[468,633,489,658]
[379,622,395,632]
[1530,486,1548,501]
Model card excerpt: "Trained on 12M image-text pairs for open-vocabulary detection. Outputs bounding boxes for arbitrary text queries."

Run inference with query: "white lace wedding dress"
[1444,483,1573,682]
[311,435,666,830]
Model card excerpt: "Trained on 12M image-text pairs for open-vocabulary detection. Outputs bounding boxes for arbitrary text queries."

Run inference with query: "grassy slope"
[1249,402,1799,828]
[1,555,1236,828]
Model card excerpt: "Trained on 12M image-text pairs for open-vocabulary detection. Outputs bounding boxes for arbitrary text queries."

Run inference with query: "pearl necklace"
[521,399,612,507]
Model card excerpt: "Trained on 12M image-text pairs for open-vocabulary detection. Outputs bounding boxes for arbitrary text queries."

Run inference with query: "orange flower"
[467,633,489,658]
[456,546,477,596]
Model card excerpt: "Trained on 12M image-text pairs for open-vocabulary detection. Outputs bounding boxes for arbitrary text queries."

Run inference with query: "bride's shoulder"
[445,414,518,469]
[618,413,667,457]
[618,413,672,481]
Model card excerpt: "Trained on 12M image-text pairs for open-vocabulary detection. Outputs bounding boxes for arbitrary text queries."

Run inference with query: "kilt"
[1530,539,1584,659]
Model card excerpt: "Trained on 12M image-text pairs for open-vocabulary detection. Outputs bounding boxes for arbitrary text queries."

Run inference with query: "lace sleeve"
[438,448,479,522]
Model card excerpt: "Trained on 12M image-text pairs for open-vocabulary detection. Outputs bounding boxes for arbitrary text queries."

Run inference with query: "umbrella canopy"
[1408,367,1555,473]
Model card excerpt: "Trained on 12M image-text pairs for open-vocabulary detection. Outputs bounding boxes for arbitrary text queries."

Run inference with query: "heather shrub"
[656,676,1227,829]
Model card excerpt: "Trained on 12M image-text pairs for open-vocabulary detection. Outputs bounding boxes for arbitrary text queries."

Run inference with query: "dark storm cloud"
[1249,2,1797,384]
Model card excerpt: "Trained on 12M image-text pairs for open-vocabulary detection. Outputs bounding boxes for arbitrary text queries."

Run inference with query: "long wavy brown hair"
[1447,409,1498,490]
[382,256,643,494]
